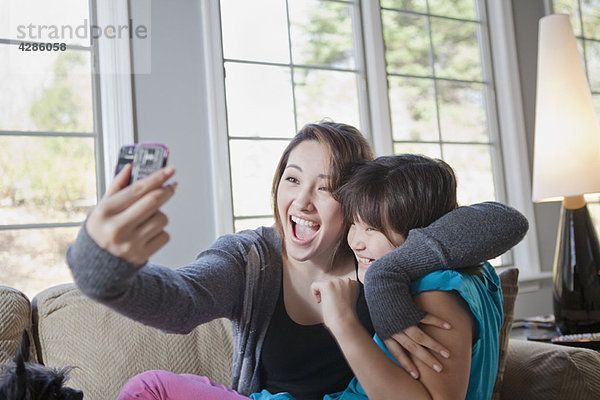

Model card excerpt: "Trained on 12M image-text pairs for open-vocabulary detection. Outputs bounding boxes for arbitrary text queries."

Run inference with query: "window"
[0,0,136,299]
[552,0,600,235]
[378,0,501,207]
[0,0,101,299]
[218,0,367,232]
[208,0,522,265]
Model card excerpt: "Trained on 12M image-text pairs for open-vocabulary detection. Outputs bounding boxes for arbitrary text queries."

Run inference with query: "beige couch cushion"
[500,339,600,400]
[32,284,233,400]
[0,286,36,364]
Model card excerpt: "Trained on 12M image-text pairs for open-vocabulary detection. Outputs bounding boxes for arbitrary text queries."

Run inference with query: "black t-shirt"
[259,272,375,400]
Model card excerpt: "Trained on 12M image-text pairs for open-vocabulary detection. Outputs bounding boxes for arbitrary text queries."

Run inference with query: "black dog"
[0,330,83,400]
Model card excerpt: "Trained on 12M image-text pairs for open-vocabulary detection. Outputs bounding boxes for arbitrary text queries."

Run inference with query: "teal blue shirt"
[252,262,503,400]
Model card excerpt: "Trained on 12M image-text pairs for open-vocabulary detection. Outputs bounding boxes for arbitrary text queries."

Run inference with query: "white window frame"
[0,0,136,297]
[361,0,393,154]
[201,0,543,278]
[201,0,235,237]
[94,0,136,195]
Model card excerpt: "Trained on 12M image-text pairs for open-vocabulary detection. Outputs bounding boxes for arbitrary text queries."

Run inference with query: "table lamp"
[532,14,600,334]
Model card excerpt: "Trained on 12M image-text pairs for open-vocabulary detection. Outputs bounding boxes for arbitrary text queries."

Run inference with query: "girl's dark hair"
[272,121,374,257]
[336,154,458,246]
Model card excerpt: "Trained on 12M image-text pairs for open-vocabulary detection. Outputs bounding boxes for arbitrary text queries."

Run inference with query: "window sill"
[517,271,553,293]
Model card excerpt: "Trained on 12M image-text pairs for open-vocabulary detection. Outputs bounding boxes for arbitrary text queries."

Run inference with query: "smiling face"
[347,217,405,282]
[276,140,346,265]
[336,154,459,282]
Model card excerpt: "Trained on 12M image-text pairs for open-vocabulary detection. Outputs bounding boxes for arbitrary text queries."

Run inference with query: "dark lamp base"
[553,201,600,335]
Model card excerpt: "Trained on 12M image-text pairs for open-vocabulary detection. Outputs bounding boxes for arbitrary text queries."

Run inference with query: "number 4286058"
[19,42,67,52]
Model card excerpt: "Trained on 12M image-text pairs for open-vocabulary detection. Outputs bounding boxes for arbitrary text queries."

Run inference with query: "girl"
[310,154,504,400]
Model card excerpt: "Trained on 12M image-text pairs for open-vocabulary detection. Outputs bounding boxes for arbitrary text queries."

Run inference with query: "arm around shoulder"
[422,201,529,268]
[373,201,528,281]
[365,201,527,337]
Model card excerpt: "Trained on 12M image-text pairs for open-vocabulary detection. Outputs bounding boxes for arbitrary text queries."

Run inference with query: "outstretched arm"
[364,201,528,339]
[66,165,255,333]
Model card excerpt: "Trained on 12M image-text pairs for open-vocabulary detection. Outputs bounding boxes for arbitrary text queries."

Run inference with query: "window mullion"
[201,0,234,237]
[350,1,372,142]
[94,0,135,195]
[89,0,105,198]
[284,0,299,133]
[360,0,393,156]
[424,3,444,159]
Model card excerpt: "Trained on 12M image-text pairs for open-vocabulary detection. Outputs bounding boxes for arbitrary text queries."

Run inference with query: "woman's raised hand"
[383,313,452,379]
[86,163,178,265]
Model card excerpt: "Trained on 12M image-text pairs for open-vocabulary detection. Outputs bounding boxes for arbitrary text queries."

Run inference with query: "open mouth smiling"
[290,215,320,242]
[356,256,375,265]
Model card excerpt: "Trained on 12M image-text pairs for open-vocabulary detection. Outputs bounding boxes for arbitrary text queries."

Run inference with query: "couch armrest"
[0,285,36,364]
[500,339,600,400]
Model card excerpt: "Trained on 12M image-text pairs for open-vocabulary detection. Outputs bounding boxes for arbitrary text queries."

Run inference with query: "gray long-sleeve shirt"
[66,201,528,395]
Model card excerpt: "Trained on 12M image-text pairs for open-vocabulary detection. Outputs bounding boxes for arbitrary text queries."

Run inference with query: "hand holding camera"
[86,143,176,265]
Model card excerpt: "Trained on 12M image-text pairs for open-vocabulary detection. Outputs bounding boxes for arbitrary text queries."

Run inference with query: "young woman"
[308,154,504,400]
[66,122,527,399]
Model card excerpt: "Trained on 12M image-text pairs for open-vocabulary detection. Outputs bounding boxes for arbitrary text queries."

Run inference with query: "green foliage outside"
[381,2,483,142]
[291,2,360,127]
[1,50,96,299]
[0,51,96,212]
[294,1,354,68]
[286,0,493,205]
[296,0,483,144]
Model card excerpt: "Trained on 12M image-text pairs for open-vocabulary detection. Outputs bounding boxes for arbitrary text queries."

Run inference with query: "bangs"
[339,169,390,232]
[337,154,458,245]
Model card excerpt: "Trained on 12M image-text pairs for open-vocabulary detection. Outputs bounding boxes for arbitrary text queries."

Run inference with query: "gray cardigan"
[66,201,528,395]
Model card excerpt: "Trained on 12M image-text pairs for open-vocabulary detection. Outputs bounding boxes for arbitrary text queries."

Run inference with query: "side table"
[510,316,600,350]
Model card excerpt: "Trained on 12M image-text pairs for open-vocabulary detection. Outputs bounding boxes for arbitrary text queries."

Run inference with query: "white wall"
[130,0,216,267]
[129,0,563,318]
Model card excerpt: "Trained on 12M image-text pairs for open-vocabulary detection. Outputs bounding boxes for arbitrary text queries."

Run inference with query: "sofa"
[1,268,600,400]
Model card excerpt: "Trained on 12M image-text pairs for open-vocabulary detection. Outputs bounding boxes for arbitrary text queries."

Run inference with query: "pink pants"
[118,370,250,400]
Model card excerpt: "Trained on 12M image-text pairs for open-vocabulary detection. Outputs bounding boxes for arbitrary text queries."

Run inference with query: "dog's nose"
[66,388,84,400]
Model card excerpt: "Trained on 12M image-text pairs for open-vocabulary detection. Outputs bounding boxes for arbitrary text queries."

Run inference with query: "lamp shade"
[532,14,600,202]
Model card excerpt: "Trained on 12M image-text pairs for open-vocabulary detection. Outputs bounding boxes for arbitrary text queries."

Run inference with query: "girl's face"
[276,140,345,264]
[347,217,405,282]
